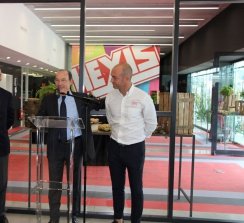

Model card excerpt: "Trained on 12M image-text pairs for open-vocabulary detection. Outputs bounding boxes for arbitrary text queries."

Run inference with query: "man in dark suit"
[0,69,14,223]
[37,70,96,223]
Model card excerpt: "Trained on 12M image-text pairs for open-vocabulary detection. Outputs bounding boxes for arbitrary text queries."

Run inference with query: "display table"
[176,134,195,217]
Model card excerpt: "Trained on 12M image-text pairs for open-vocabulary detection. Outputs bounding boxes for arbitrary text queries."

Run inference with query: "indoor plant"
[220,85,234,110]
[220,85,233,97]
[35,82,56,101]
[240,91,244,99]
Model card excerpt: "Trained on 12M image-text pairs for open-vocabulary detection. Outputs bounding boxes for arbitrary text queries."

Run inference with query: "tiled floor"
[6,128,244,222]
[6,213,153,223]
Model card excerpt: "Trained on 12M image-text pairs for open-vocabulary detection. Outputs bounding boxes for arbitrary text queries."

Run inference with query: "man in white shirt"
[105,63,157,223]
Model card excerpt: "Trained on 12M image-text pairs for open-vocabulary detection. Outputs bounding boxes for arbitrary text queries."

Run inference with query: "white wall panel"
[0,3,65,68]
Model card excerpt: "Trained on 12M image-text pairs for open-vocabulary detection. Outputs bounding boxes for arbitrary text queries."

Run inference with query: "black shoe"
[72,216,79,223]
[0,215,9,223]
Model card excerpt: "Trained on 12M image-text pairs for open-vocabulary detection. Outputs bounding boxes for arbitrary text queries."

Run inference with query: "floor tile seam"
[7,183,244,198]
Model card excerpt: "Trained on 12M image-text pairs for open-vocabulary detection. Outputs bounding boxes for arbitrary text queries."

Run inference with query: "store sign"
[72,45,160,97]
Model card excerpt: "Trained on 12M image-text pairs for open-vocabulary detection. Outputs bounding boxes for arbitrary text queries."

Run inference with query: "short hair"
[57,69,73,80]
[113,63,133,78]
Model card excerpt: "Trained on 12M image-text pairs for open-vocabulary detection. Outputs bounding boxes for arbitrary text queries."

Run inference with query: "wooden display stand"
[222,95,237,112]
[235,100,244,115]
[159,92,194,135]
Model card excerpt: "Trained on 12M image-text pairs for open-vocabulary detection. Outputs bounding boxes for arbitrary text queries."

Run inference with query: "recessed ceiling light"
[6,56,11,59]
[83,35,184,39]
[17,60,21,63]
[53,24,198,27]
[43,16,79,19]
[35,8,79,11]
[35,7,219,11]
[26,62,30,65]
[86,29,156,32]
[33,65,37,68]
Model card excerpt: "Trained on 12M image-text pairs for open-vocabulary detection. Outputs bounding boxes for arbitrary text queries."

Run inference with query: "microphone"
[66,92,101,106]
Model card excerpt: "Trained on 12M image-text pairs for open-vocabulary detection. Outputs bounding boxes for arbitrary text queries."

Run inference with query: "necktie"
[60,96,67,141]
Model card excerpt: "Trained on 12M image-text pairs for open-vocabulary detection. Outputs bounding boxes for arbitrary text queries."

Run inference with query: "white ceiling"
[0,1,231,75]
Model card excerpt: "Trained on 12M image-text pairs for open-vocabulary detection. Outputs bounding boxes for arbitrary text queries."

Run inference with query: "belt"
[60,135,81,144]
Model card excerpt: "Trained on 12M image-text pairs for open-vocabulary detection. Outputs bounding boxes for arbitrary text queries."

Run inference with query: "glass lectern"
[28,116,84,223]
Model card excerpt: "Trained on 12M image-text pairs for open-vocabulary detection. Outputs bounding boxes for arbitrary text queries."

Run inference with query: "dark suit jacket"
[0,87,14,156]
[37,92,95,160]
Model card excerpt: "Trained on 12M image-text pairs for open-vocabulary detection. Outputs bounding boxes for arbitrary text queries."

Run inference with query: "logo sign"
[72,45,160,98]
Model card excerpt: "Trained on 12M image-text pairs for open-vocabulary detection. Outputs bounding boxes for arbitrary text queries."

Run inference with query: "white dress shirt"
[58,92,82,139]
[105,84,157,145]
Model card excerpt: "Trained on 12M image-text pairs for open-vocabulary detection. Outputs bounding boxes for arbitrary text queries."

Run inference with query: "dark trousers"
[108,139,145,223]
[48,137,82,221]
[0,155,8,216]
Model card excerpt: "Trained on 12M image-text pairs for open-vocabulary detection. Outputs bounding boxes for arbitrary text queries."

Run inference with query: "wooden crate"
[222,95,237,111]
[235,100,244,115]
[159,92,194,135]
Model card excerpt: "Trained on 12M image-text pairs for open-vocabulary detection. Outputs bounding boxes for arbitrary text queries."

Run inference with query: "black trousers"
[0,155,8,217]
[48,137,82,221]
[108,139,145,223]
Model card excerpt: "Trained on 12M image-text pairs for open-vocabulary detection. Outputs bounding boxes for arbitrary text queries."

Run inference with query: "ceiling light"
[84,43,172,46]
[56,29,156,33]
[84,35,184,39]
[45,15,204,22]
[181,18,204,21]
[86,7,219,10]
[6,56,11,59]
[86,38,151,41]
[87,16,204,21]
[64,39,80,41]
[35,7,79,11]
[86,29,156,32]
[25,62,30,65]
[62,35,79,38]
[35,6,219,11]
[17,60,21,63]
[53,24,197,27]
[86,24,198,27]
[181,7,219,10]
[51,24,80,27]
[87,16,173,19]
[56,29,80,32]
[43,16,79,19]
[32,65,37,68]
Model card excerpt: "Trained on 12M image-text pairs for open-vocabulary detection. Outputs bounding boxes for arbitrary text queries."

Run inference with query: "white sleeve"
[143,94,158,137]
[105,95,112,125]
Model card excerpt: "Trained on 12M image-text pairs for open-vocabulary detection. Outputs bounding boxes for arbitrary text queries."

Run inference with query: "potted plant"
[35,82,56,101]
[220,85,234,110]
[220,85,233,97]
[240,91,244,99]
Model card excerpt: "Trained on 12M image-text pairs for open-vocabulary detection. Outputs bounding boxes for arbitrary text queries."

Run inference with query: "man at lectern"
[37,70,96,223]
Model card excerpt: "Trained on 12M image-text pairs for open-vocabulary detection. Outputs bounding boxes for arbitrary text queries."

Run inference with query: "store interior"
[0,1,244,223]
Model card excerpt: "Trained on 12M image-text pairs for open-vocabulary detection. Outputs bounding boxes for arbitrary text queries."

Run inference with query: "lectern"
[28,116,84,223]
